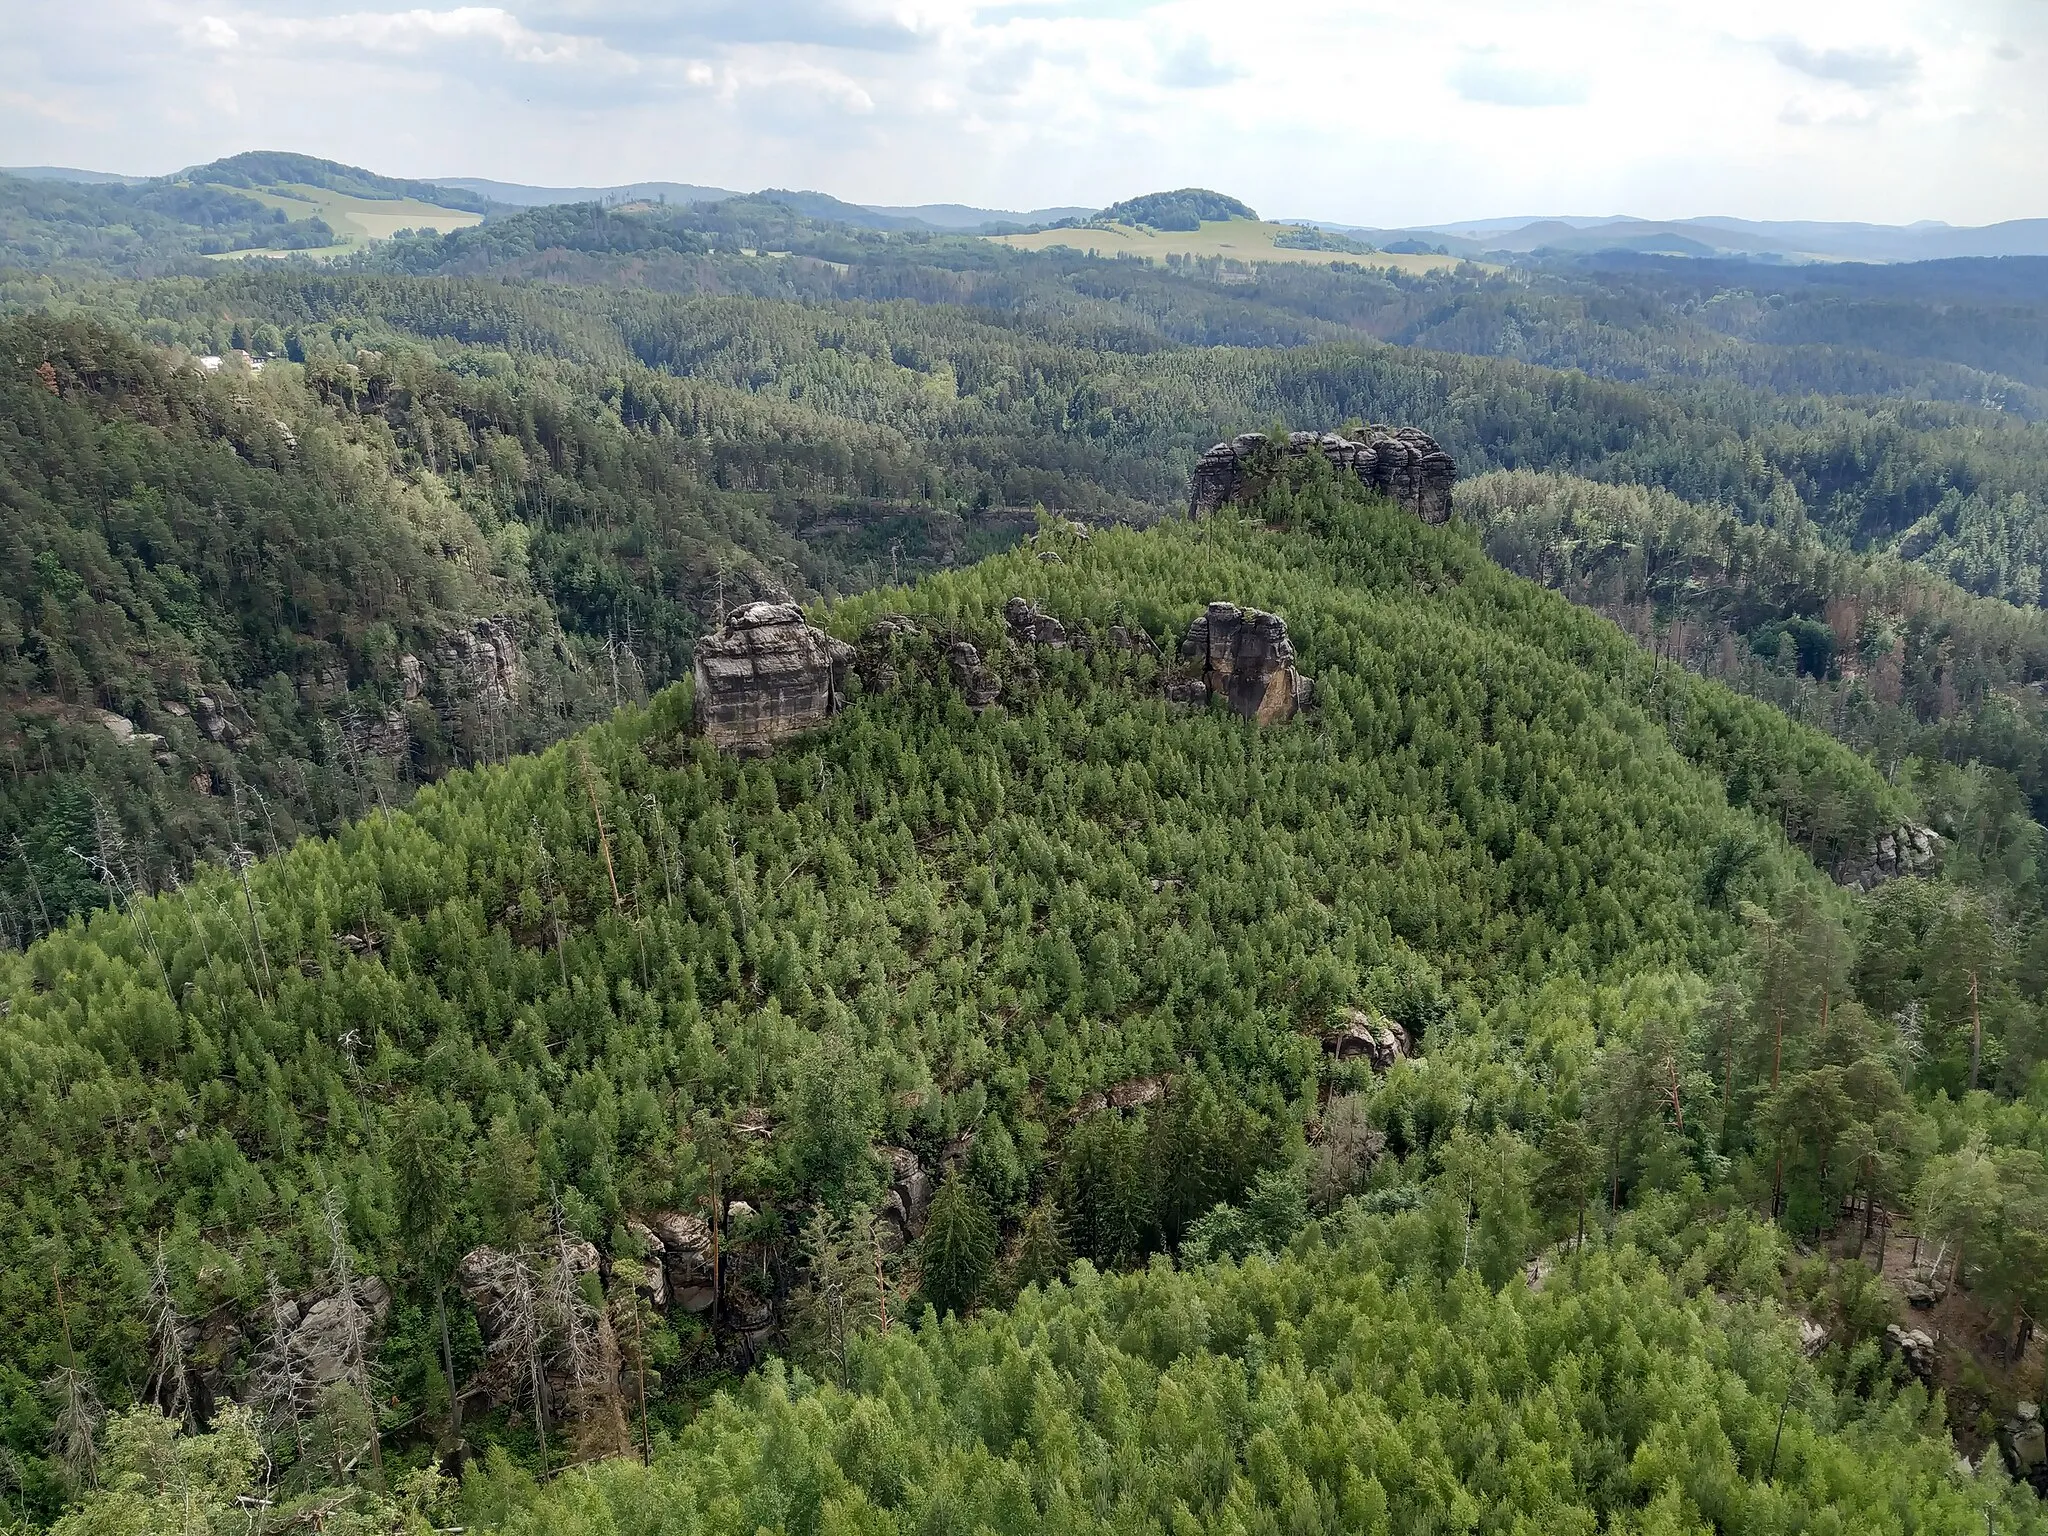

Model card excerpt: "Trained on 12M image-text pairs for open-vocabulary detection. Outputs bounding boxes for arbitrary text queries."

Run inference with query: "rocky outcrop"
[694,603,856,754]
[1189,427,1458,522]
[1323,1008,1409,1071]
[880,1147,933,1248]
[2003,1401,2046,1489]
[1004,597,1069,648]
[290,1277,394,1388]
[1885,1322,1938,1384]
[456,1240,632,1455]
[1107,624,1159,657]
[644,1212,718,1314]
[856,615,922,692]
[1175,602,1314,724]
[195,693,240,748]
[1834,823,1943,892]
[1075,1075,1168,1118]
[435,618,520,707]
[947,641,1001,708]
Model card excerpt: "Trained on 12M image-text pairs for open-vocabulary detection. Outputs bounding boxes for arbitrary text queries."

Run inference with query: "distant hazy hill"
[1,165,146,185]
[188,150,492,214]
[431,175,1093,231]
[1294,213,2048,264]
[431,175,744,208]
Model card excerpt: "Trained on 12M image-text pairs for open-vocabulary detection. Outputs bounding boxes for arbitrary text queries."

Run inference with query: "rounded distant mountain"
[1096,188,1257,230]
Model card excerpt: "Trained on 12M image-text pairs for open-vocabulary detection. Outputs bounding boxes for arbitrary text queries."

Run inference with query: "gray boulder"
[1834,823,1944,892]
[1323,1008,1409,1071]
[1004,597,1069,648]
[947,640,1001,708]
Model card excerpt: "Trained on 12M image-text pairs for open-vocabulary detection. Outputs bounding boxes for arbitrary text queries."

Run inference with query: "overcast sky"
[4,0,2044,226]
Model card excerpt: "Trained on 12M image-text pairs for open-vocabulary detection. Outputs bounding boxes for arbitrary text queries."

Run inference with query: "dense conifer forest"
[7,183,2048,1534]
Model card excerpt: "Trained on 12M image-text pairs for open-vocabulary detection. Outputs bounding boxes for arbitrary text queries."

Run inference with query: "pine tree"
[918,1173,996,1317]
[391,1094,469,1449]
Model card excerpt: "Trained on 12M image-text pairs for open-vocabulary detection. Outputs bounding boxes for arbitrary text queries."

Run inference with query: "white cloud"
[1770,38,1918,89]
[191,15,241,47]
[3,0,2045,225]
[1448,48,1588,107]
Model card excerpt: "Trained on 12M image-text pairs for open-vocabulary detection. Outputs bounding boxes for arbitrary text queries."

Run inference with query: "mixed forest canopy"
[5,163,2048,1535]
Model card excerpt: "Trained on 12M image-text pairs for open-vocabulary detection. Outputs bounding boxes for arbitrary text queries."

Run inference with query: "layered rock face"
[1834,823,1943,892]
[1176,602,1314,724]
[643,1212,719,1314]
[694,602,856,754]
[1189,428,1458,522]
[434,618,521,707]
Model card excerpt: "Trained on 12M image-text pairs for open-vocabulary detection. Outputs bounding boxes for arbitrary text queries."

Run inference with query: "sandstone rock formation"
[1075,1075,1168,1118]
[1107,624,1160,657]
[1189,427,1458,522]
[435,618,520,707]
[1175,602,1314,724]
[694,602,856,754]
[2003,1401,2046,1489]
[880,1147,933,1248]
[855,614,922,692]
[644,1212,718,1314]
[1885,1322,1938,1384]
[195,694,240,748]
[456,1240,632,1455]
[290,1276,394,1388]
[1004,596,1069,647]
[1834,823,1943,892]
[947,640,1001,708]
[1323,1008,1409,1071]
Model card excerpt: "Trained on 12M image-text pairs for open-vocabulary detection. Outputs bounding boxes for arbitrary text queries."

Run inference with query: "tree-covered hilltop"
[0,468,1926,1513]
[0,172,338,273]
[1095,189,1259,229]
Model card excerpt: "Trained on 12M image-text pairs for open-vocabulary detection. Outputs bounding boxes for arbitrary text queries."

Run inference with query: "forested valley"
[7,185,2048,1535]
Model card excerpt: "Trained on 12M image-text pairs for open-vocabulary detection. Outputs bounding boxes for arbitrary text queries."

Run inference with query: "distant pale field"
[988,219,1481,274]
[239,183,483,244]
[203,245,357,262]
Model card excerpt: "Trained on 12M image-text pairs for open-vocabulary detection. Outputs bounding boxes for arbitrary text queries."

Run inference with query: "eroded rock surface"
[1176,602,1313,724]
[1189,427,1458,522]
[947,640,1001,708]
[1004,597,1069,648]
[1323,1008,1409,1071]
[880,1147,933,1248]
[2003,1401,2046,1488]
[435,618,521,707]
[1885,1323,1938,1383]
[645,1212,718,1314]
[694,603,855,754]
[1835,823,1943,892]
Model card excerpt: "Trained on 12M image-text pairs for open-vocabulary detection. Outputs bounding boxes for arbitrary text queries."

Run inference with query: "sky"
[3,0,2045,227]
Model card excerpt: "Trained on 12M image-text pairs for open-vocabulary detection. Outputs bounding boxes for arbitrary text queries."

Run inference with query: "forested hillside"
[1463,471,2048,915]
[9,177,2048,1535]
[11,246,2048,930]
